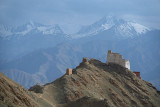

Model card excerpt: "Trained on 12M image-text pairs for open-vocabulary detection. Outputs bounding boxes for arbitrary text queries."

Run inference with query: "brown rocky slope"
[0,72,52,107]
[1,58,160,107]
[29,58,160,107]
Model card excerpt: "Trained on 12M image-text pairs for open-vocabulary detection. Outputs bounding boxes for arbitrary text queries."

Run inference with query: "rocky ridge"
[30,58,160,107]
[1,58,160,107]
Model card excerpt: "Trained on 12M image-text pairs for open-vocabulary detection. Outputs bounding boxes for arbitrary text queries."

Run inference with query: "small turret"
[83,57,88,62]
[108,50,112,54]
[66,68,72,75]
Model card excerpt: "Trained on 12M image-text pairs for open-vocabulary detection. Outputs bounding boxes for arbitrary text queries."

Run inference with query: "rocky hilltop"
[30,58,160,107]
[1,58,160,107]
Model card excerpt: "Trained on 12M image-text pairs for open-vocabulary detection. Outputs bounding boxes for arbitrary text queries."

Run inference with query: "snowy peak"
[15,21,35,36]
[129,22,150,34]
[76,16,150,38]
[15,22,64,35]
[0,22,64,38]
[76,16,115,36]
[37,24,63,35]
[115,22,150,37]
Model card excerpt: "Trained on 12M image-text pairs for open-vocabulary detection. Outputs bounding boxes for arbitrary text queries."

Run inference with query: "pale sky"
[0,0,160,33]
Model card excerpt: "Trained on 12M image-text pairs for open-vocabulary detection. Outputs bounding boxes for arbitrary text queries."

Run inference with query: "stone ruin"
[107,50,141,77]
[107,50,130,69]
[83,57,88,62]
[66,68,72,75]
[65,53,140,77]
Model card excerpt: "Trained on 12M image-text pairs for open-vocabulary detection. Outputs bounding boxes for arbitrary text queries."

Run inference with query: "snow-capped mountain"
[0,22,68,61]
[0,21,64,39]
[75,16,150,38]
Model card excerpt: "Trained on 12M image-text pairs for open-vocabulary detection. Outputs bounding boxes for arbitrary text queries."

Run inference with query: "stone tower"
[107,50,130,69]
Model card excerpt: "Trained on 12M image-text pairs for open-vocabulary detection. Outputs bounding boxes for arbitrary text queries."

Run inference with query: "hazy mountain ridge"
[1,31,160,89]
[75,16,150,38]
[0,22,69,61]
[1,69,47,89]
[0,16,160,89]
[0,21,64,38]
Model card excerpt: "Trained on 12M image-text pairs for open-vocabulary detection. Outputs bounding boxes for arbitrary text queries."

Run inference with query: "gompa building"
[107,50,130,69]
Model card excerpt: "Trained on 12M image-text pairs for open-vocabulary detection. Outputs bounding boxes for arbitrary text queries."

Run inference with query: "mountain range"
[74,16,150,38]
[0,21,68,62]
[0,16,160,90]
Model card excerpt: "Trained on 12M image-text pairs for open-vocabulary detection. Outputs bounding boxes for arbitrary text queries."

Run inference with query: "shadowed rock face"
[29,85,43,93]
[65,96,113,107]
[29,58,160,107]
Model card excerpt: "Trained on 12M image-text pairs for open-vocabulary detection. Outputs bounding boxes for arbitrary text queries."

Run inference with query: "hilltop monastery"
[66,50,141,78]
[107,50,130,69]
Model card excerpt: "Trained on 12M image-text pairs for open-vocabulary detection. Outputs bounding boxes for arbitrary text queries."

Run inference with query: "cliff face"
[1,58,160,107]
[30,58,160,107]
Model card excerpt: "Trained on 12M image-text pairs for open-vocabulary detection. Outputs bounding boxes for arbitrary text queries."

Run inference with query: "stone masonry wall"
[107,50,130,69]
